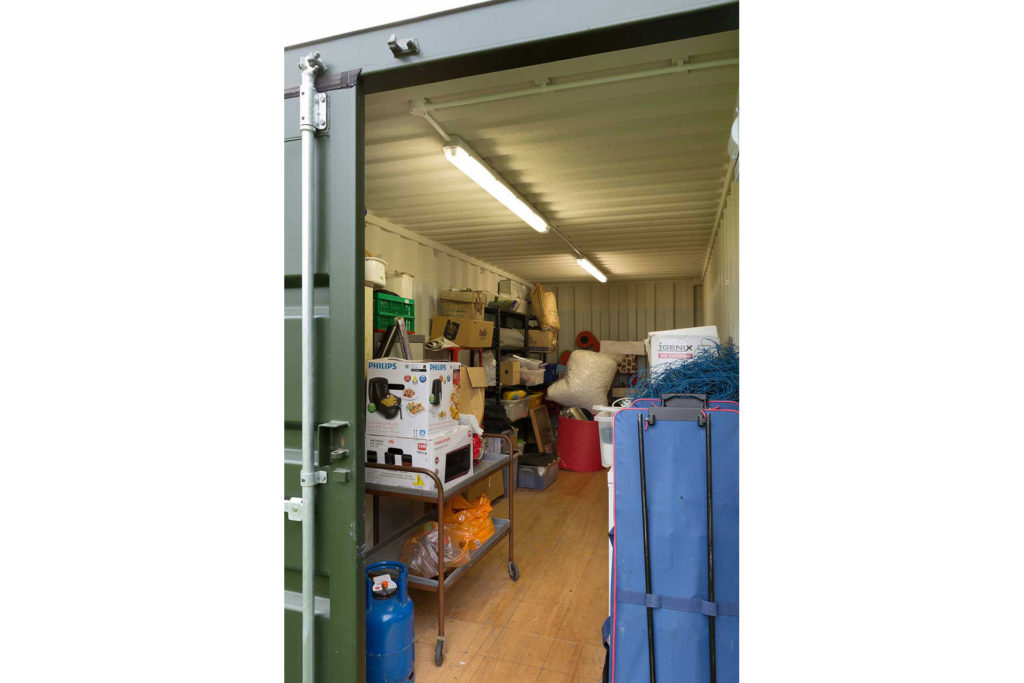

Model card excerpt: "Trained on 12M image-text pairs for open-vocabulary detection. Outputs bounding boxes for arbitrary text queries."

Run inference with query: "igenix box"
[366,359,461,439]
[365,425,473,492]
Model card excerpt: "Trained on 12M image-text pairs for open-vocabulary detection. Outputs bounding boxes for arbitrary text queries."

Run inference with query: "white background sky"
[283,0,485,46]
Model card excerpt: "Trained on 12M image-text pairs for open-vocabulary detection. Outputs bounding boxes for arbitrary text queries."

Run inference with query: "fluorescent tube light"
[442,138,549,233]
[576,258,607,283]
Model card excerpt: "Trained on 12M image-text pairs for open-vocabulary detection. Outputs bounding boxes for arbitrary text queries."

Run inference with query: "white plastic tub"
[520,366,546,386]
[364,257,387,287]
[385,271,414,298]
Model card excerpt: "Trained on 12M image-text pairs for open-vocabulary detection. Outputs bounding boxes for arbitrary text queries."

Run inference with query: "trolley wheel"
[434,640,444,666]
[508,561,520,582]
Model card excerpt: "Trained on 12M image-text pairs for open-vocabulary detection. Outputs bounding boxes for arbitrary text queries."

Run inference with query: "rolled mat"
[575,330,601,351]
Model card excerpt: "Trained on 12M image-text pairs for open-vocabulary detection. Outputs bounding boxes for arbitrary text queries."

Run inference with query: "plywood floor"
[411,467,609,682]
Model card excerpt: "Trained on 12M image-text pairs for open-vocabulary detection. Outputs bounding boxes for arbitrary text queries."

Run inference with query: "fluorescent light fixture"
[576,258,607,283]
[442,137,549,233]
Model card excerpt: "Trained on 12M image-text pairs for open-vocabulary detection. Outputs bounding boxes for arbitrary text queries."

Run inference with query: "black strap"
[283,68,362,99]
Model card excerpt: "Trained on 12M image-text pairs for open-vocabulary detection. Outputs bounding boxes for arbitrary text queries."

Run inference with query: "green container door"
[284,81,366,683]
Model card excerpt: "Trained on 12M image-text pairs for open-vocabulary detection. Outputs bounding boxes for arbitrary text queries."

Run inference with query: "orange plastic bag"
[400,521,470,578]
[444,494,496,551]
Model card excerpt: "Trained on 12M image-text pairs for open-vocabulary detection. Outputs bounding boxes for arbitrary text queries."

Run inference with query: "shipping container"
[284,2,740,680]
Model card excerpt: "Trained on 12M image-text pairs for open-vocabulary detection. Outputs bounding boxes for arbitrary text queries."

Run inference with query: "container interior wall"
[365,216,532,334]
[701,179,739,345]
[544,280,701,360]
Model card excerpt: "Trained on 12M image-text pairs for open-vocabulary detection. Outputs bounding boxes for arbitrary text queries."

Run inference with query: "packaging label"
[443,320,460,340]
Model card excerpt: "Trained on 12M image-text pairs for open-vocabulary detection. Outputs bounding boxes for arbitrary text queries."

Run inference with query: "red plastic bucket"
[557,416,604,472]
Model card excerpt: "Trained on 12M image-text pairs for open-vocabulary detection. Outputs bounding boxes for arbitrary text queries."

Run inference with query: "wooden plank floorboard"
[411,467,609,681]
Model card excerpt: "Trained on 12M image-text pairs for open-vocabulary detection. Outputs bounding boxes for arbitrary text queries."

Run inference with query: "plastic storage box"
[373,291,415,332]
[501,396,531,421]
[518,455,558,490]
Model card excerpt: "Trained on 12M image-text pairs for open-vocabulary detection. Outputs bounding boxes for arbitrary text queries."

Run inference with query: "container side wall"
[701,179,738,345]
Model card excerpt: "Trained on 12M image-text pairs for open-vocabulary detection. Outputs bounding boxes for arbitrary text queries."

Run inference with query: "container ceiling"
[364,30,738,283]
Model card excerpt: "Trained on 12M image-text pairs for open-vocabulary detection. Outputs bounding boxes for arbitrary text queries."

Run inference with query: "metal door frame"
[283,3,738,681]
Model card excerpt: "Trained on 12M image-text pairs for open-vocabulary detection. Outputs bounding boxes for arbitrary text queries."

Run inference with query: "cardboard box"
[366,359,461,439]
[458,365,487,423]
[500,360,521,385]
[645,325,719,368]
[430,316,494,348]
[466,471,505,503]
[439,290,487,321]
[528,329,557,350]
[365,425,473,493]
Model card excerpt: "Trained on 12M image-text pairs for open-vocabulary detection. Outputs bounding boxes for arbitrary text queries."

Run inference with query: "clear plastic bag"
[444,494,496,551]
[400,521,470,578]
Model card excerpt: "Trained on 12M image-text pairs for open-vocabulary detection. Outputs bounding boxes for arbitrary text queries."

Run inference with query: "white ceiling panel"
[364,30,738,282]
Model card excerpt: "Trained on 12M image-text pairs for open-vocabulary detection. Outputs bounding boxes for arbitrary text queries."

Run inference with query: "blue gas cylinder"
[366,561,415,683]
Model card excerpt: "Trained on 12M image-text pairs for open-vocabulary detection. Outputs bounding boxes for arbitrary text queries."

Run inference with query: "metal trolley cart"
[365,432,519,666]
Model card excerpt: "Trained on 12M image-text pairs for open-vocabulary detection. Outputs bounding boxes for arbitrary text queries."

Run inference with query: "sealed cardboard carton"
[365,425,473,492]
[644,325,719,368]
[439,290,487,321]
[528,329,557,350]
[366,359,461,438]
[500,360,521,385]
[430,316,494,348]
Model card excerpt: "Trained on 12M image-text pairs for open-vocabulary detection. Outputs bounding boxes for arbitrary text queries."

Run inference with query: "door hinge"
[299,86,327,131]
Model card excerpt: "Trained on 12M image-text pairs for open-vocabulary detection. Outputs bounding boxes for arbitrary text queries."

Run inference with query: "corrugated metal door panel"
[284,85,365,683]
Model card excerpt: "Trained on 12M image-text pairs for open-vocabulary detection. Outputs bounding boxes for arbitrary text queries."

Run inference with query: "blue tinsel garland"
[629,342,739,401]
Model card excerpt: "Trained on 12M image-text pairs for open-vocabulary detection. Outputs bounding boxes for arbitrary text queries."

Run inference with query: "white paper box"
[366,359,461,439]
[645,325,720,367]
[365,425,473,492]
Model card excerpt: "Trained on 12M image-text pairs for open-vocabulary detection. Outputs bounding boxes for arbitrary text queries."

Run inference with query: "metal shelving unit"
[365,433,518,667]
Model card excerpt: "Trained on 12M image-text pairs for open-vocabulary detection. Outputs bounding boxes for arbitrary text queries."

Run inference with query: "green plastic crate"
[373,291,415,332]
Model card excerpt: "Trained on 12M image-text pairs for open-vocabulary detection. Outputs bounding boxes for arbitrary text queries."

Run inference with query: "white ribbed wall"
[701,180,739,345]
[545,280,701,358]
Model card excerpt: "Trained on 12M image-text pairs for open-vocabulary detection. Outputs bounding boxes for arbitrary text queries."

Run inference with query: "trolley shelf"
[365,516,511,592]
[364,434,518,667]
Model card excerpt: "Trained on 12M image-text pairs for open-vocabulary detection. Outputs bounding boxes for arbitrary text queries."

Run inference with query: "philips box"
[645,325,720,368]
[365,425,473,493]
[366,358,461,439]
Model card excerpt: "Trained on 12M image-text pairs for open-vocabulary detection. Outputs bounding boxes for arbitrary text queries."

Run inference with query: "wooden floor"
[411,467,609,682]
